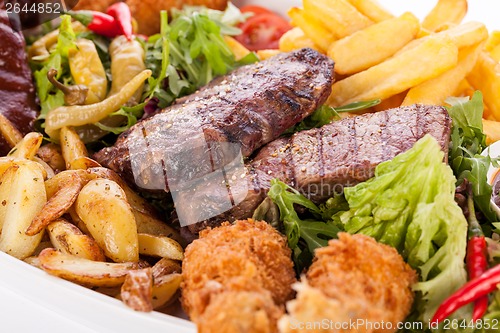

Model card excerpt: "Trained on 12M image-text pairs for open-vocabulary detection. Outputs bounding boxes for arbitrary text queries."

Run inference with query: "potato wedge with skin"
[0,113,22,148]
[0,162,46,259]
[467,51,500,121]
[68,156,101,170]
[26,172,86,236]
[327,36,458,107]
[287,7,334,52]
[47,219,105,261]
[0,157,47,179]
[60,126,89,170]
[44,169,93,198]
[138,234,183,260]
[422,0,467,32]
[483,119,500,145]
[134,210,183,244]
[346,0,394,22]
[38,248,144,287]
[121,268,153,312]
[152,273,182,309]
[303,0,373,39]
[328,12,420,75]
[402,43,482,106]
[8,132,43,160]
[152,258,182,280]
[0,165,18,232]
[76,178,139,263]
[36,143,66,173]
[279,27,318,52]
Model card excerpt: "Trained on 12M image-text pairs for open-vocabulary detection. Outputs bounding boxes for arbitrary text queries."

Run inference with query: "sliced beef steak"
[94,48,335,191]
[181,104,452,234]
[0,9,39,155]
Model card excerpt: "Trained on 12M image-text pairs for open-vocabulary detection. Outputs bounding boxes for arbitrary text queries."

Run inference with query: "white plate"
[2,1,500,332]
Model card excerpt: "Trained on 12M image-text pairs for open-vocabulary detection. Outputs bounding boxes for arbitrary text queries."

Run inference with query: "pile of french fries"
[0,114,183,312]
[277,0,500,144]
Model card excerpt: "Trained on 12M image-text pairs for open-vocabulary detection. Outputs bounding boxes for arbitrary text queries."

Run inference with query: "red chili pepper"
[68,10,122,38]
[465,183,489,321]
[106,2,133,41]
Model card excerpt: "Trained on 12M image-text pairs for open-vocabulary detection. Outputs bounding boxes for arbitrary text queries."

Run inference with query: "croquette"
[279,233,417,333]
[181,219,296,332]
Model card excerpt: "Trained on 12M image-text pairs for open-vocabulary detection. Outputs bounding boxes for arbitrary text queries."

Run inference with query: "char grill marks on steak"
[0,9,39,155]
[94,48,335,191]
[182,104,452,234]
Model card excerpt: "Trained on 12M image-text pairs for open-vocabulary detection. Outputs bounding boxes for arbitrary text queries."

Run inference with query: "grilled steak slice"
[180,104,452,234]
[94,48,335,191]
[0,9,39,155]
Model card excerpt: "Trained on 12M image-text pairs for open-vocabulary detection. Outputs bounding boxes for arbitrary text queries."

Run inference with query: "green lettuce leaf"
[339,135,468,324]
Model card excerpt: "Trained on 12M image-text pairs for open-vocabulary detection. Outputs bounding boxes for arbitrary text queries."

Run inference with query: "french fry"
[152,273,182,309]
[328,12,419,75]
[223,36,251,61]
[373,91,407,112]
[121,268,153,312]
[467,51,500,121]
[0,162,46,259]
[279,27,319,52]
[303,0,373,39]
[36,143,66,172]
[485,31,500,62]
[8,132,43,160]
[60,126,89,170]
[26,172,86,236]
[346,0,394,22]
[402,43,482,106]
[152,258,182,280]
[482,119,500,144]
[137,233,184,260]
[257,49,281,61]
[453,79,474,98]
[327,36,458,107]
[287,7,335,52]
[38,248,144,287]
[0,113,22,148]
[47,218,106,261]
[422,0,467,32]
[76,178,139,263]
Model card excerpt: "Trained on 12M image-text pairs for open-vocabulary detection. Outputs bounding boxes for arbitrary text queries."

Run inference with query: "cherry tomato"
[239,5,273,16]
[236,13,292,51]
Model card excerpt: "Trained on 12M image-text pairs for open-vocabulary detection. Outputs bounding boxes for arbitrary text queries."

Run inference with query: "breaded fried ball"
[198,290,283,333]
[279,233,417,333]
[181,219,296,332]
[126,0,228,35]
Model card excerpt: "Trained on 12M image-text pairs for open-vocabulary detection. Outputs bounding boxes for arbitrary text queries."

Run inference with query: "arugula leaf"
[446,91,499,222]
[94,103,145,135]
[284,100,380,134]
[267,179,341,271]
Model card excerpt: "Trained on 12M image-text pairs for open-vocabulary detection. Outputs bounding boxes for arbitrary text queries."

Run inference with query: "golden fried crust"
[198,291,284,333]
[126,0,228,35]
[299,233,417,332]
[181,219,296,323]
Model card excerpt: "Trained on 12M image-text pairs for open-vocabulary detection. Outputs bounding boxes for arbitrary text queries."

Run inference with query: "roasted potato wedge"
[26,172,86,236]
[76,178,139,263]
[152,273,182,309]
[60,126,89,169]
[8,132,43,160]
[38,248,144,287]
[0,113,22,148]
[47,218,105,261]
[36,143,66,173]
[152,257,182,280]
[137,233,184,260]
[0,162,46,259]
[121,268,153,312]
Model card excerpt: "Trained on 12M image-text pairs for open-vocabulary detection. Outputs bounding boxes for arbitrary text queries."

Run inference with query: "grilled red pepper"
[68,10,122,38]
[106,2,133,41]
[465,185,489,321]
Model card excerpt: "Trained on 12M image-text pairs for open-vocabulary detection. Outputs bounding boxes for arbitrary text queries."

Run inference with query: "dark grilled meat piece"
[94,48,335,191]
[0,9,39,155]
[182,104,452,234]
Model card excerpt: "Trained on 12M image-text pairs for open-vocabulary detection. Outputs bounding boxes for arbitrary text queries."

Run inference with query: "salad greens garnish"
[143,4,257,114]
[446,91,499,223]
[33,15,76,118]
[266,179,341,272]
[284,99,380,134]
